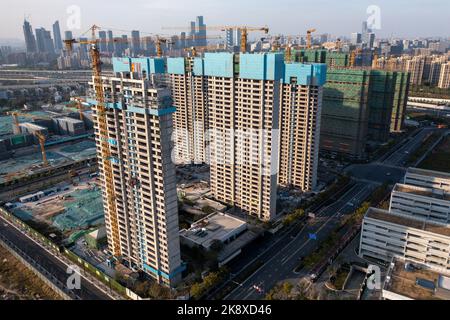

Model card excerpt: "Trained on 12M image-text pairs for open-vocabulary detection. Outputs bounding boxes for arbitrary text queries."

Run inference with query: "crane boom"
[65,25,122,257]
[91,41,122,257]
[162,25,269,53]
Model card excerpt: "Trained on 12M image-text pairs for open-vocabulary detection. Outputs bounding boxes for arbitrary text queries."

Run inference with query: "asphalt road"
[0,215,111,300]
[226,127,440,300]
[225,182,376,300]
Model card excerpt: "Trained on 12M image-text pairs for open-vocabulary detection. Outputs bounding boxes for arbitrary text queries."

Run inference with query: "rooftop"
[87,226,107,240]
[407,167,450,181]
[58,117,84,124]
[180,212,247,249]
[18,122,47,131]
[365,207,450,237]
[384,257,450,300]
[393,183,450,201]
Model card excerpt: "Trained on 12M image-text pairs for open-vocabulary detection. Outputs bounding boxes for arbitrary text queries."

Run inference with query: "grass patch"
[0,245,62,300]
[407,132,442,166]
[419,135,450,173]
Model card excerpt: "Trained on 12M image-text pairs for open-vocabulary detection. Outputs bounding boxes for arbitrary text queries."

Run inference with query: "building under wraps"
[167,52,326,221]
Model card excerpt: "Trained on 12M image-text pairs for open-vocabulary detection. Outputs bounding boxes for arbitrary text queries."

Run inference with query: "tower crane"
[162,25,269,53]
[306,28,316,49]
[239,27,269,53]
[64,25,121,257]
[285,44,293,63]
[69,97,89,121]
[155,37,169,57]
[35,131,48,167]
[349,48,363,67]
[271,36,281,52]
[335,38,342,51]
[8,111,51,133]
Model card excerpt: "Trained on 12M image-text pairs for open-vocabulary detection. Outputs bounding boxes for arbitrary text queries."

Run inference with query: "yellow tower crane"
[64,25,121,257]
[34,132,48,167]
[7,111,51,166]
[239,26,269,53]
[306,28,316,49]
[70,97,89,121]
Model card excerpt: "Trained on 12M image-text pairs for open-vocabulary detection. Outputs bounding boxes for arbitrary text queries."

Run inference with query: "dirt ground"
[0,245,62,300]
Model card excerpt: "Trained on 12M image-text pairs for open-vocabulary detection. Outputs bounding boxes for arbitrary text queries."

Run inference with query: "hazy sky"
[1,0,449,40]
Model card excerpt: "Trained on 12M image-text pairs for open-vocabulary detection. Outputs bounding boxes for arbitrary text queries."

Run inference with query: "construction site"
[0,96,102,241]
[7,175,103,241]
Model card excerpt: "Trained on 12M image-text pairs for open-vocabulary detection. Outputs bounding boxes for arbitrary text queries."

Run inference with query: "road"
[0,215,112,300]
[225,182,375,300]
[381,127,435,166]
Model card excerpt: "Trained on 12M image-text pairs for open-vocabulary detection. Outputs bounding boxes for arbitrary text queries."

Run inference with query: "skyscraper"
[226,28,242,51]
[361,21,375,49]
[23,19,37,53]
[107,30,114,53]
[179,32,186,49]
[35,28,55,54]
[89,57,184,287]
[226,28,234,50]
[438,62,450,89]
[196,16,207,47]
[64,31,73,41]
[278,63,325,191]
[52,21,63,52]
[131,30,141,56]
[188,21,196,47]
[121,35,129,54]
[351,32,362,45]
[98,31,107,52]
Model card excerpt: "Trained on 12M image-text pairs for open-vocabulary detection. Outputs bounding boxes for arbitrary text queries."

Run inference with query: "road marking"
[281,185,371,266]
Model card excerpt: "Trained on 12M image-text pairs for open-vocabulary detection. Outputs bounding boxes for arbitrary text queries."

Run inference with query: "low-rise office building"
[180,212,256,267]
[359,207,450,274]
[404,167,450,192]
[390,183,450,226]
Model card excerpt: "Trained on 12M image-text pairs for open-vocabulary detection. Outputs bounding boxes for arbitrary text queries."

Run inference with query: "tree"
[282,282,293,297]
[190,283,204,299]
[133,281,150,297]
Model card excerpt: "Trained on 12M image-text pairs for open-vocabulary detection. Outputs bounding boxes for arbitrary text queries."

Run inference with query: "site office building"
[168,52,326,221]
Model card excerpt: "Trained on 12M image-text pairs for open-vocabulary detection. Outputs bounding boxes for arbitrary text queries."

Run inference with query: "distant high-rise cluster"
[373,54,450,88]
[351,21,375,49]
[23,19,63,55]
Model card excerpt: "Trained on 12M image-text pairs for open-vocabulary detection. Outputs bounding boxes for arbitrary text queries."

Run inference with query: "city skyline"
[1,0,450,42]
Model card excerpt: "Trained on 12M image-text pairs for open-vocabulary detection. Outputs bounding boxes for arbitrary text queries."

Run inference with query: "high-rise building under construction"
[89,57,184,287]
[167,52,326,221]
